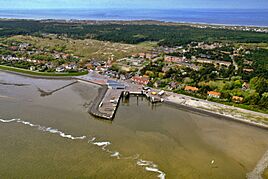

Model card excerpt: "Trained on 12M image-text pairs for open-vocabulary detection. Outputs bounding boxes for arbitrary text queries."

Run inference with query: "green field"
[235,43,268,50]
[6,35,151,61]
[0,65,88,77]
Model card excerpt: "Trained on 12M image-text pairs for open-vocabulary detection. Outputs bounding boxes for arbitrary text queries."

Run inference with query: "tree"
[244,90,260,105]
[184,77,193,84]
[259,92,268,108]
[250,77,268,95]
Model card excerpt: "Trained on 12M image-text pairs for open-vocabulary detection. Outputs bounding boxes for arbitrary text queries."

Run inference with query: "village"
[86,41,259,107]
[0,37,267,113]
[0,41,85,73]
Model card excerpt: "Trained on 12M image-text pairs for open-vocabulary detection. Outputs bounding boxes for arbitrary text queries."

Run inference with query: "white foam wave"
[0,119,18,123]
[0,95,14,99]
[17,120,36,127]
[137,159,165,179]
[0,118,86,140]
[137,159,157,167]
[88,139,166,178]
[247,149,268,179]
[89,139,122,159]
[146,167,166,179]
[110,152,120,159]
[93,142,111,147]
[1,118,166,179]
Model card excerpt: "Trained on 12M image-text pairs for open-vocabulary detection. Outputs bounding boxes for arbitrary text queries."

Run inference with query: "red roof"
[132,76,149,85]
[207,91,221,97]
[185,86,199,92]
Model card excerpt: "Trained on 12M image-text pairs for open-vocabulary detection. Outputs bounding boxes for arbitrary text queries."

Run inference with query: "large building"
[107,80,126,89]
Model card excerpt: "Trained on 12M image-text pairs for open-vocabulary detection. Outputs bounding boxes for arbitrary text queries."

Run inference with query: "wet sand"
[1,71,268,178]
[264,169,268,179]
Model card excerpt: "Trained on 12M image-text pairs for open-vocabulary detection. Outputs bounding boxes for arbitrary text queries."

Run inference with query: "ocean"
[0,8,268,26]
[1,71,268,178]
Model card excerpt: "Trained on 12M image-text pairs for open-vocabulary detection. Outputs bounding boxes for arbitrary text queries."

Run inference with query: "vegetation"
[141,56,268,113]
[7,35,149,60]
[0,20,267,111]
[0,65,88,76]
[1,20,268,47]
[245,49,268,78]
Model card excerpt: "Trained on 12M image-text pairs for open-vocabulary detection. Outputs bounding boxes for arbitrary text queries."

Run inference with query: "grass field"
[235,43,268,49]
[0,65,88,77]
[7,35,152,61]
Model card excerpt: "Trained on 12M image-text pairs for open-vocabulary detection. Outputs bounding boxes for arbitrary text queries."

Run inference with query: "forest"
[1,20,268,46]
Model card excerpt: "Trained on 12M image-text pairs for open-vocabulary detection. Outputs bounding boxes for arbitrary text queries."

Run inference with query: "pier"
[75,72,164,120]
[88,86,163,120]
[89,87,139,120]
[37,81,78,97]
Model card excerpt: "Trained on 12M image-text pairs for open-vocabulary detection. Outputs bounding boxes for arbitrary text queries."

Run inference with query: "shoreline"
[164,93,268,129]
[0,65,87,80]
[1,17,268,28]
[247,150,268,179]
[1,69,268,130]
[164,100,268,130]
[0,68,73,80]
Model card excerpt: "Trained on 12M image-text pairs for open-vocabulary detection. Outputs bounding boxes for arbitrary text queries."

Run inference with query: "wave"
[0,118,86,140]
[247,149,268,179]
[0,118,166,179]
[137,159,166,179]
[0,95,14,99]
[0,119,18,123]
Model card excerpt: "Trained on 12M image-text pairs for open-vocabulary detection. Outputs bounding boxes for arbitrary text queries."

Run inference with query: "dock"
[88,86,164,120]
[76,72,164,120]
[89,87,138,120]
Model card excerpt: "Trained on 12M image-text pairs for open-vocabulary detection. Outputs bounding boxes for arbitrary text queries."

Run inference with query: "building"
[9,46,18,51]
[232,96,244,103]
[207,91,221,98]
[184,86,199,92]
[164,56,185,63]
[243,68,254,73]
[107,80,126,89]
[30,66,36,71]
[121,66,132,72]
[132,76,149,85]
[158,90,165,96]
[195,58,231,67]
[242,82,250,90]
[132,53,156,59]
[169,82,180,89]
[56,66,65,72]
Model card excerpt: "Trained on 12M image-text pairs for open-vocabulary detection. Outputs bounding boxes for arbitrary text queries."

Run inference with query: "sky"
[0,0,268,10]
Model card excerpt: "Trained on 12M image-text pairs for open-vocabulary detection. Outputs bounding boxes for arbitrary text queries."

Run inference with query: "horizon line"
[1,7,268,10]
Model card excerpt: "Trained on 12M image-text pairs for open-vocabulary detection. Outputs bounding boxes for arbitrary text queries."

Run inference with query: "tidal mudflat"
[1,71,268,178]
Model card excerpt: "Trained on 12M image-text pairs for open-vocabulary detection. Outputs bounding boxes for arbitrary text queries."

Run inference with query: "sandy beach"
[165,92,268,129]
